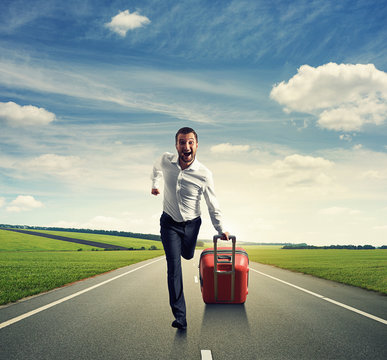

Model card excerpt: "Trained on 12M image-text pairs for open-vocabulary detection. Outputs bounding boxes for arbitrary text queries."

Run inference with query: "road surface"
[1,251,386,359]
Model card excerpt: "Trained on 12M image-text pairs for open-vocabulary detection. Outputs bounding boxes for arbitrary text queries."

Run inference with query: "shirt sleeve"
[203,171,224,235]
[151,154,164,189]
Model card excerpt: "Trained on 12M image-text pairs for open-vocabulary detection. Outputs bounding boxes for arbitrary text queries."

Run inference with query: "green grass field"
[245,246,387,294]
[0,251,164,304]
[24,229,164,250]
[0,229,164,305]
[0,230,97,251]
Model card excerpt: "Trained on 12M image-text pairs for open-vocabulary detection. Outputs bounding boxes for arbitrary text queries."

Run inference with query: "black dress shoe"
[172,320,187,330]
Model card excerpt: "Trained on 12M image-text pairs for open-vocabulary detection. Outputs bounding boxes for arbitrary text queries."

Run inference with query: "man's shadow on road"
[201,303,251,337]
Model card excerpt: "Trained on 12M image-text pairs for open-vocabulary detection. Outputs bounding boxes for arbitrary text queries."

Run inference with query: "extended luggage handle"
[213,235,236,302]
[213,235,236,243]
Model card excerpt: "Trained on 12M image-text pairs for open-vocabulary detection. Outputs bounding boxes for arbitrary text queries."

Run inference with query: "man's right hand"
[151,188,160,196]
[220,232,230,241]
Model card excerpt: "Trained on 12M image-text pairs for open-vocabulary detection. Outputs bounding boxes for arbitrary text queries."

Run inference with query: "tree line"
[0,224,161,241]
[282,244,386,250]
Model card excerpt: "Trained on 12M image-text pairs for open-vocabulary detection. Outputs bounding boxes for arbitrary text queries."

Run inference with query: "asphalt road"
[1,251,386,360]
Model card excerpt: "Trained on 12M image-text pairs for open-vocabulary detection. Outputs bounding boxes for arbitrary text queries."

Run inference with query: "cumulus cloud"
[251,154,333,187]
[274,154,332,170]
[0,101,56,127]
[270,63,387,132]
[361,170,387,180]
[339,134,353,142]
[6,195,43,212]
[319,207,361,215]
[210,143,250,154]
[50,214,146,232]
[105,10,150,36]
[27,154,83,177]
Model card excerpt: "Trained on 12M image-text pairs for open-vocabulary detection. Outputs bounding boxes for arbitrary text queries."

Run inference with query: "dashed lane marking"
[0,257,164,330]
[201,350,213,360]
[250,267,387,325]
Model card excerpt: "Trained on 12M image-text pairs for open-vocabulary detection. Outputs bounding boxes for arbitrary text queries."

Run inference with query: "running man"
[151,127,229,330]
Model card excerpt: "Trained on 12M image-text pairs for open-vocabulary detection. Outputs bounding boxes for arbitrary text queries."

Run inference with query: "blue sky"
[1,0,387,245]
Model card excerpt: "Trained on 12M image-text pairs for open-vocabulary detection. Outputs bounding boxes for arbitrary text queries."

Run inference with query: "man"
[151,127,229,330]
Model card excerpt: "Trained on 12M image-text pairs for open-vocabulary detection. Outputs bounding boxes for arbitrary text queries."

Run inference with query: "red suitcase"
[199,235,249,304]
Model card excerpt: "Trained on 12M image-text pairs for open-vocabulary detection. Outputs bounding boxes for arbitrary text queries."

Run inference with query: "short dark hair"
[175,127,198,144]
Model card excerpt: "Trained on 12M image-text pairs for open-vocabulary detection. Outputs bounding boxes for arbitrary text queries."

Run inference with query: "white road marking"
[250,267,387,325]
[201,350,213,360]
[194,276,199,283]
[0,257,164,330]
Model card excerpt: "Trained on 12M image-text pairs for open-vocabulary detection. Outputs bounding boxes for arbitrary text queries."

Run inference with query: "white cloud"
[0,55,267,125]
[339,134,352,142]
[0,101,55,127]
[6,195,43,212]
[319,206,361,215]
[198,145,387,245]
[373,225,387,231]
[270,63,387,132]
[361,170,387,180]
[82,215,145,231]
[251,154,333,187]
[318,98,387,131]
[0,59,216,124]
[0,143,155,192]
[274,154,332,170]
[353,144,363,150]
[210,143,250,154]
[105,10,150,37]
[27,154,83,178]
[0,197,5,208]
[49,214,147,232]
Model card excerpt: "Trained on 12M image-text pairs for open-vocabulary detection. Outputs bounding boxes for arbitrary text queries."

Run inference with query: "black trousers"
[160,212,202,322]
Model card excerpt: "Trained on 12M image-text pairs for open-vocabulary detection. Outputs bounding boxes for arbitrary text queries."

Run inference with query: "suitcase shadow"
[200,303,251,336]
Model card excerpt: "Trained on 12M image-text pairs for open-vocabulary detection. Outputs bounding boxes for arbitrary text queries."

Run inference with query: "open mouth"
[181,151,193,162]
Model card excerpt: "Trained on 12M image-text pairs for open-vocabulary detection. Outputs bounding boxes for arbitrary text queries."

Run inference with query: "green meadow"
[245,246,387,294]
[1,229,386,305]
[24,229,164,250]
[0,230,96,251]
[0,229,164,305]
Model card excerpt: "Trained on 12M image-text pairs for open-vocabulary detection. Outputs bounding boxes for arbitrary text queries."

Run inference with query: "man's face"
[176,132,198,167]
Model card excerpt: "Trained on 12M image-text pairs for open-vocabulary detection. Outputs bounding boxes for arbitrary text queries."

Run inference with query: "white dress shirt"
[151,152,224,234]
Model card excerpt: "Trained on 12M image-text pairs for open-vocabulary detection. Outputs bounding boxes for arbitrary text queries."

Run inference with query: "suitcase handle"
[217,255,232,261]
[213,235,236,243]
[213,235,236,302]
